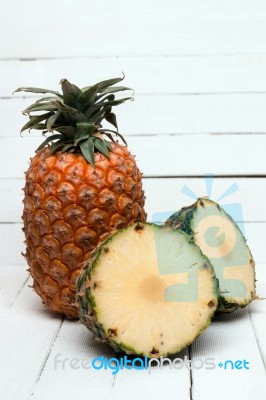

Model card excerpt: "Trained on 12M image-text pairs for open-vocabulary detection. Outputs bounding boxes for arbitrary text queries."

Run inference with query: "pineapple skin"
[23,142,146,318]
[165,197,256,314]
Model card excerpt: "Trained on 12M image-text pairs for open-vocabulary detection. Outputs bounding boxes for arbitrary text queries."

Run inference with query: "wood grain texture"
[0,266,265,400]
[2,0,266,58]
[0,268,63,400]
[0,135,265,178]
[5,93,266,138]
[29,319,116,400]
[190,262,266,400]
[0,224,25,266]
[191,310,266,400]
[3,55,266,96]
[0,267,29,315]
[248,265,266,373]
[29,318,190,400]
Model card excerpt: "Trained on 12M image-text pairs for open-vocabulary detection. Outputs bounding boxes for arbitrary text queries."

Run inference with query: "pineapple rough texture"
[16,76,146,318]
[165,197,256,313]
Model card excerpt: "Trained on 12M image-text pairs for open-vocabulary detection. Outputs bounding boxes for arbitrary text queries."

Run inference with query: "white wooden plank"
[0,266,28,314]
[0,276,63,400]
[0,135,265,178]
[30,320,116,399]
[6,93,266,138]
[190,263,266,400]
[248,263,266,371]
[2,0,266,58]
[122,134,266,176]
[144,178,266,223]
[191,310,266,399]
[1,268,264,400]
[0,180,23,222]
[113,349,190,400]
[3,55,266,97]
[2,178,266,223]
[24,283,189,400]
[30,319,185,400]
[0,224,25,266]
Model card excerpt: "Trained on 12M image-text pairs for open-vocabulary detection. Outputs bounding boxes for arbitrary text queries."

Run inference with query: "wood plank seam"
[2,133,266,139]
[9,275,30,308]
[188,346,194,400]
[247,309,266,372]
[28,316,65,399]
[4,52,266,61]
[9,92,266,98]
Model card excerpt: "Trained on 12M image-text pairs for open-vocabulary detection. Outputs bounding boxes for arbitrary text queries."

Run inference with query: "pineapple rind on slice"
[77,222,218,358]
[165,197,256,314]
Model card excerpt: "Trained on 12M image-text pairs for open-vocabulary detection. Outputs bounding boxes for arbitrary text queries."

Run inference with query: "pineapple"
[165,197,256,313]
[77,223,218,358]
[15,76,146,318]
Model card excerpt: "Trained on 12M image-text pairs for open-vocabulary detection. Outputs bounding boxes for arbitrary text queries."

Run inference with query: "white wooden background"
[1,1,266,399]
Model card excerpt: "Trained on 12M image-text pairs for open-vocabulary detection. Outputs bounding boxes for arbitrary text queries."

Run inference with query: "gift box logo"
[152,175,248,302]
[152,174,245,236]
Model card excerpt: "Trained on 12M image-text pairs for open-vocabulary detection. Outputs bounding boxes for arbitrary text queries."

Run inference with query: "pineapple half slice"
[77,222,218,358]
[165,197,256,313]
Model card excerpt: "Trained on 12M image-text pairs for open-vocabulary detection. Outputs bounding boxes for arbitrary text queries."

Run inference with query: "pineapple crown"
[14,74,133,165]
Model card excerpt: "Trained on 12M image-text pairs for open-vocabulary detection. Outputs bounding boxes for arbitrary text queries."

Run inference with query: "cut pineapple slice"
[165,197,256,313]
[77,223,218,358]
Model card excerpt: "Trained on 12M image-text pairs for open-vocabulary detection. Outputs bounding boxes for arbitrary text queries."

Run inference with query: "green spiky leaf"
[60,79,83,108]
[14,87,63,97]
[15,75,132,165]
[55,126,76,138]
[23,102,59,114]
[74,122,95,146]
[31,123,47,130]
[36,134,65,152]
[96,86,132,100]
[20,112,54,132]
[47,110,60,131]
[97,75,125,91]
[94,138,110,157]
[36,96,63,103]
[81,84,102,105]
[105,112,118,130]
[61,143,74,153]
[80,138,95,165]
[48,139,65,155]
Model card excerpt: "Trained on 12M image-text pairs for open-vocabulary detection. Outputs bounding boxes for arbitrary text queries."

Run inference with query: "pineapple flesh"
[77,223,218,358]
[165,197,256,313]
[16,76,146,318]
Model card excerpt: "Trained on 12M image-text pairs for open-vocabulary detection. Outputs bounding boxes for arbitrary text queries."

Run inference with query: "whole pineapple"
[16,76,146,318]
